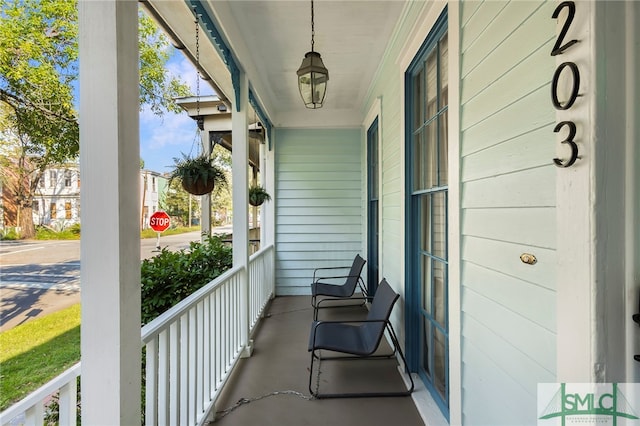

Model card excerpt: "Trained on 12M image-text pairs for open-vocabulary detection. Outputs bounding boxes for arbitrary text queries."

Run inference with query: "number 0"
[551,62,580,110]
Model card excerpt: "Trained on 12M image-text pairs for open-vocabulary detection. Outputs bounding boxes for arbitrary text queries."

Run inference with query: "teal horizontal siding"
[274,128,363,295]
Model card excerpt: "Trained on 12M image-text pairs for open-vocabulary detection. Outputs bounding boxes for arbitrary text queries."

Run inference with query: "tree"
[0,0,190,238]
[162,178,199,227]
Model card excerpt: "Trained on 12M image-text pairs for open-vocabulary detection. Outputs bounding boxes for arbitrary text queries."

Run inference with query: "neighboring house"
[1,164,169,231]
[32,165,81,228]
[140,169,168,229]
[67,1,640,425]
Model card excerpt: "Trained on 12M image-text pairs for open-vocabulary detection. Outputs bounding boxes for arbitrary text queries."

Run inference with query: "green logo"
[539,383,639,425]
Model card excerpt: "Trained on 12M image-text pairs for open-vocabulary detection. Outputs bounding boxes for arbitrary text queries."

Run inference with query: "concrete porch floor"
[208,295,424,426]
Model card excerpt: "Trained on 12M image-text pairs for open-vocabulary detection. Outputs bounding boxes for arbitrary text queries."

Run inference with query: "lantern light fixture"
[296,0,328,109]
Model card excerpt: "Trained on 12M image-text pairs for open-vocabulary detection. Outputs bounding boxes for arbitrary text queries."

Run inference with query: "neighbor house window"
[50,203,57,219]
[65,202,72,219]
[49,170,57,188]
[64,170,72,187]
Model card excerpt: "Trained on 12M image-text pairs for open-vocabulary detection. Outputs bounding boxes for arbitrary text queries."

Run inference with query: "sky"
[139,49,216,175]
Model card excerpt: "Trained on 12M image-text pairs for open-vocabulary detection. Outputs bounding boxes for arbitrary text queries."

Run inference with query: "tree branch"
[0,89,78,124]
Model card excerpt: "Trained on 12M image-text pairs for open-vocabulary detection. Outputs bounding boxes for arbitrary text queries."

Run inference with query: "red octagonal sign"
[149,211,171,233]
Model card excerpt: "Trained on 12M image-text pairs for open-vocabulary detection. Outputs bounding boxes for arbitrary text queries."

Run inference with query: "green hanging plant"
[249,184,271,206]
[169,153,227,196]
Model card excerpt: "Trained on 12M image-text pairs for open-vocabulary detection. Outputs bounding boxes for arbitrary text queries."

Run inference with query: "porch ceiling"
[142,0,408,129]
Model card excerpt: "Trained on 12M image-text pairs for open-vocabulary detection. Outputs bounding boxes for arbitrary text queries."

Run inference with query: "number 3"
[553,121,579,168]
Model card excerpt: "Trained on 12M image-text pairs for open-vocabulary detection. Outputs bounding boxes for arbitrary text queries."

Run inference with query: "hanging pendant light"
[296,0,328,109]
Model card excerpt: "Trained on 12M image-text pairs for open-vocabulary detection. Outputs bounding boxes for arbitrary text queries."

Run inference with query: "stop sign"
[149,211,171,233]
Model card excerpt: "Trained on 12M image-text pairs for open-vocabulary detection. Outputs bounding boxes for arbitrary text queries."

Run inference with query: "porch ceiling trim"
[187,0,242,112]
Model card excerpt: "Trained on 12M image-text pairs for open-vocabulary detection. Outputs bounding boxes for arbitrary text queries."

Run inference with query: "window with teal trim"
[405,9,449,419]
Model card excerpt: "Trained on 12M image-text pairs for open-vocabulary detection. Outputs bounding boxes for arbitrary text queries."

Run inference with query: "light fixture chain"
[310,0,315,52]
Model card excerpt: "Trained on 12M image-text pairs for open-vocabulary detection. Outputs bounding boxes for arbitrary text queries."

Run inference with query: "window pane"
[432,191,447,260]
[413,123,438,192]
[425,49,437,119]
[434,327,447,399]
[425,121,438,189]
[421,317,433,377]
[439,111,449,186]
[413,131,424,191]
[420,195,431,252]
[371,127,379,199]
[439,34,448,109]
[414,69,424,128]
[421,255,432,315]
[433,259,446,328]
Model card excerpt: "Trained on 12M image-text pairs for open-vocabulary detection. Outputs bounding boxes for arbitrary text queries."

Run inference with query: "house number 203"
[551,1,580,168]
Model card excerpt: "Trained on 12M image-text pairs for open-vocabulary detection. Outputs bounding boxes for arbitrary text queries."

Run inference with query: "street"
[0,230,219,331]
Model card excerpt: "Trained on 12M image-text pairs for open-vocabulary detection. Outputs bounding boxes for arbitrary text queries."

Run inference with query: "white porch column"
[232,71,252,356]
[78,1,141,424]
[556,0,639,383]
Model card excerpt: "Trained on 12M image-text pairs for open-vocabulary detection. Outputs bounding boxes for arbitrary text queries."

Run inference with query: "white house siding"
[274,128,363,295]
[460,1,557,424]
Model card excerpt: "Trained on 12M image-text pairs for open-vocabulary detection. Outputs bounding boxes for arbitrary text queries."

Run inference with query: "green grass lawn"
[0,304,81,411]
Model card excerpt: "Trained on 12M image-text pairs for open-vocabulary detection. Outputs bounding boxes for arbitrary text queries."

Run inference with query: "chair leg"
[310,349,413,398]
[308,350,320,397]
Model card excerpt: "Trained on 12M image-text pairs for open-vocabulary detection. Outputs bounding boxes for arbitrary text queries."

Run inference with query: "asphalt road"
[0,229,223,332]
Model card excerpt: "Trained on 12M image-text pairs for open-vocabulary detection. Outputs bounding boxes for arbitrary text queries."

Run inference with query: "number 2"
[551,1,579,56]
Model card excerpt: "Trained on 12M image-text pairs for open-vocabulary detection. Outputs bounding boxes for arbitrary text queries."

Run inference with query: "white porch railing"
[0,363,80,426]
[0,245,275,426]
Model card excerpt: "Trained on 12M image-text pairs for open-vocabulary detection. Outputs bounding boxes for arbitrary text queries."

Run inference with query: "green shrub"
[140,235,232,324]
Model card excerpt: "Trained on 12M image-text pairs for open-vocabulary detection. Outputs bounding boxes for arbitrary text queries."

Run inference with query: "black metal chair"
[308,278,414,398]
[311,254,367,320]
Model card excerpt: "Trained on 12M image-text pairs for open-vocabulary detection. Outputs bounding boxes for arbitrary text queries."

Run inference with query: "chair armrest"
[315,295,373,310]
[313,318,386,327]
[312,265,350,281]
[313,273,361,284]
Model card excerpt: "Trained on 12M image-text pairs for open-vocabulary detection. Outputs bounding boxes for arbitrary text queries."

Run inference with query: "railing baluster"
[158,330,169,426]
[2,246,275,426]
[188,308,197,425]
[169,321,180,425]
[145,339,158,426]
[200,300,208,416]
[179,314,189,426]
[58,377,77,426]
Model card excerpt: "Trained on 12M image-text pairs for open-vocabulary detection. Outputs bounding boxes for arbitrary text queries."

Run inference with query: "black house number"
[551,1,581,168]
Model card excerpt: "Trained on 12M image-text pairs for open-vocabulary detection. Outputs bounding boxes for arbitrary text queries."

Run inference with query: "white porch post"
[232,71,252,356]
[556,0,639,383]
[78,1,141,424]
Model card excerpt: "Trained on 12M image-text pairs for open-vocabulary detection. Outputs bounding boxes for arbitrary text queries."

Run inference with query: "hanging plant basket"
[169,153,227,196]
[182,176,215,195]
[249,184,271,206]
